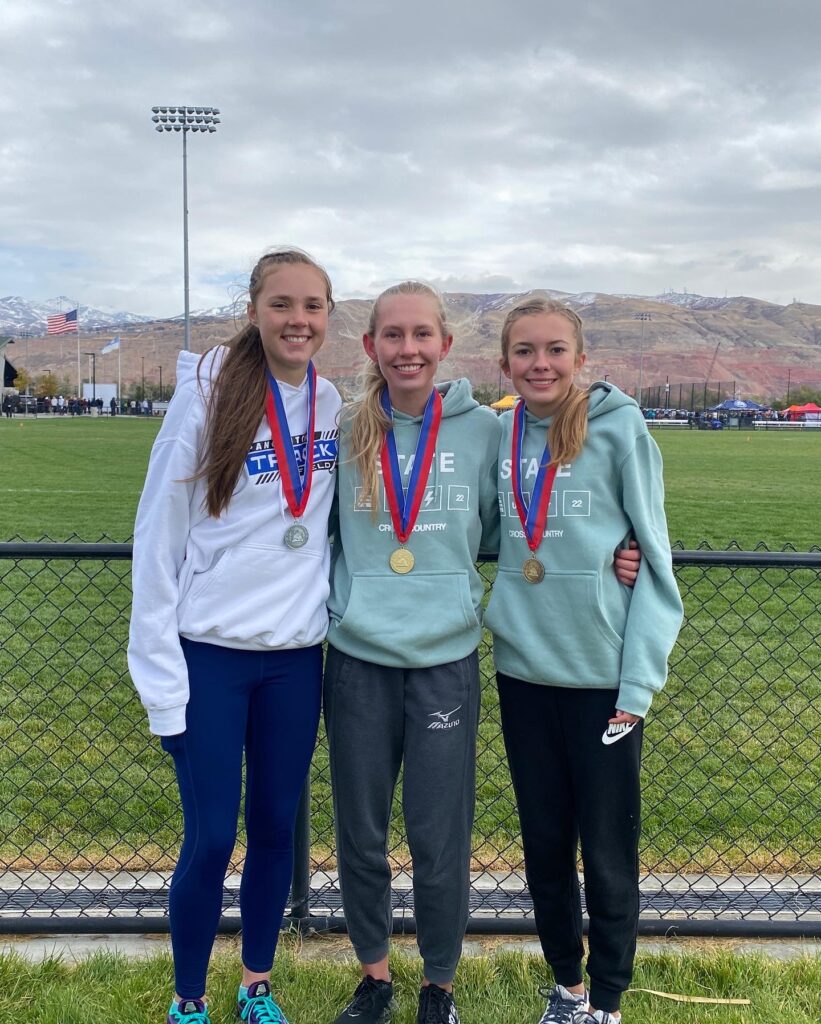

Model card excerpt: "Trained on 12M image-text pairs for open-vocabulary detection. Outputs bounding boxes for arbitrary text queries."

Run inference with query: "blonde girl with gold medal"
[324,282,501,1024]
[485,299,683,1024]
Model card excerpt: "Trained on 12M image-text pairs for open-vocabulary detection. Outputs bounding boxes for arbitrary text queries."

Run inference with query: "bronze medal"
[522,557,545,584]
[389,547,415,574]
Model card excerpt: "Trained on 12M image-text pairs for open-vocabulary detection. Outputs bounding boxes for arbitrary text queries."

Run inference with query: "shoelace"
[346,977,389,1014]
[419,986,457,1024]
[239,992,287,1024]
[537,986,585,1024]
[568,1011,598,1024]
[170,1009,210,1024]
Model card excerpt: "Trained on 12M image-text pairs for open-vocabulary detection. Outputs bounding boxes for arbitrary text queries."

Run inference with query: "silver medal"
[284,523,309,548]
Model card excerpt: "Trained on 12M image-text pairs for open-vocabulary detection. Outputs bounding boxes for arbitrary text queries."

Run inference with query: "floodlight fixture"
[151,104,221,350]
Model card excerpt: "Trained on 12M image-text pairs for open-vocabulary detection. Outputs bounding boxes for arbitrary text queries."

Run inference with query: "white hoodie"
[127,347,341,735]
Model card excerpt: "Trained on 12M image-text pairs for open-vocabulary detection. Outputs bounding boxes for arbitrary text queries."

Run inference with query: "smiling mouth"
[393,363,424,374]
[282,335,312,345]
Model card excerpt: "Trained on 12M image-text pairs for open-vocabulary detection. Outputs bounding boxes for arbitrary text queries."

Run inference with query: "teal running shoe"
[168,998,210,1024]
[238,980,289,1024]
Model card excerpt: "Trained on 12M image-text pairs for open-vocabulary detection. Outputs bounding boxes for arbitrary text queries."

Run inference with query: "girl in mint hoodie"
[484,298,683,1024]
[324,281,500,1024]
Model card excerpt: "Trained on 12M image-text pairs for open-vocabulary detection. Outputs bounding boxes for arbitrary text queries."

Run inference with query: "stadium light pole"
[156,365,163,401]
[151,105,221,351]
[633,312,651,407]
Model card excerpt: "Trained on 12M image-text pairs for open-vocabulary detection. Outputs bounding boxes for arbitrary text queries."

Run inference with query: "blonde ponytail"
[547,385,589,466]
[347,359,392,515]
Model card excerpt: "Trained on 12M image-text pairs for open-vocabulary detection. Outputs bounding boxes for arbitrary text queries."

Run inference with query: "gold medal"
[522,557,545,584]
[389,547,415,574]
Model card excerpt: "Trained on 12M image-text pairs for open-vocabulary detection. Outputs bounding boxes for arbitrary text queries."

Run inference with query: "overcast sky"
[3,0,821,316]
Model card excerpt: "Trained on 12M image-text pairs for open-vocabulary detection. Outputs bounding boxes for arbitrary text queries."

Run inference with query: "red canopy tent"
[786,402,821,420]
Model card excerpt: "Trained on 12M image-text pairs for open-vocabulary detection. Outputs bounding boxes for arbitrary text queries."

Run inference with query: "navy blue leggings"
[162,639,322,998]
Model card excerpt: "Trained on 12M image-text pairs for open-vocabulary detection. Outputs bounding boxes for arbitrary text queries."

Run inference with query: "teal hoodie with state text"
[484,382,683,717]
[327,378,500,668]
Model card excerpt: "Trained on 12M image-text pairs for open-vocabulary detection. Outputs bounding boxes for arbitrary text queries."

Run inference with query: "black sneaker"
[333,976,396,1024]
[538,985,588,1023]
[416,985,459,1024]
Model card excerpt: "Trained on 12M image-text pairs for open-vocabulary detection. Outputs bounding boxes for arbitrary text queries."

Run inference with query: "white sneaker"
[537,985,588,1023]
[572,1010,621,1024]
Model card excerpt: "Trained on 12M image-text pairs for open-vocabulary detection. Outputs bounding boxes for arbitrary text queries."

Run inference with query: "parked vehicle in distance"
[14,394,40,412]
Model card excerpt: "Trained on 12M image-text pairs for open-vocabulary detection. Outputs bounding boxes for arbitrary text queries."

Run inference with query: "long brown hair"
[347,281,448,515]
[195,248,335,517]
[500,297,589,466]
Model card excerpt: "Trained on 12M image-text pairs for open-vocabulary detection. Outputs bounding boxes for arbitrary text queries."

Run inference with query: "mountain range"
[3,289,821,402]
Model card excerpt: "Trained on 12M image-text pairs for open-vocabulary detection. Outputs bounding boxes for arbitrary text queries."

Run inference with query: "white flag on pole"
[101,336,121,355]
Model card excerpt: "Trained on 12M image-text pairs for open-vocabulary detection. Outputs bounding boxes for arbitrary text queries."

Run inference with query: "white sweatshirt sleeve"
[127,398,201,736]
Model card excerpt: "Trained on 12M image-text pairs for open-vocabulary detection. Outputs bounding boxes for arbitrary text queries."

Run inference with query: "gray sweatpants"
[323,645,480,985]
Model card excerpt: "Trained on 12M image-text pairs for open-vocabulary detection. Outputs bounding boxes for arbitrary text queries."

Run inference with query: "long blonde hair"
[500,297,589,466]
[194,248,335,517]
[347,281,448,514]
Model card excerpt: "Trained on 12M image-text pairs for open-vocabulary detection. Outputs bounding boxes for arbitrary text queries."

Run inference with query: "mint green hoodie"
[327,378,500,667]
[484,382,683,717]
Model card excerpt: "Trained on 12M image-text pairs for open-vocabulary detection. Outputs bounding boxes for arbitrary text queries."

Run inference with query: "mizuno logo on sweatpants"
[428,705,462,729]
[601,721,637,745]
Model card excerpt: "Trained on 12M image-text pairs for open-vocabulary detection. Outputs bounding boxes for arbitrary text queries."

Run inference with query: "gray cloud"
[3,0,821,314]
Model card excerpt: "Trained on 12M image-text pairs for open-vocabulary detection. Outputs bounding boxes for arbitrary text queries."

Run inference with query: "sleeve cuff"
[147,704,187,736]
[616,679,656,718]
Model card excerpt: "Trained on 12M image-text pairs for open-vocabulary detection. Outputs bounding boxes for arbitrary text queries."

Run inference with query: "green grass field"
[1,416,820,546]
[0,417,818,874]
[0,946,817,1024]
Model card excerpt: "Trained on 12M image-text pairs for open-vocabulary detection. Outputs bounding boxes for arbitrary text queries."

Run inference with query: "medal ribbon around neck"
[379,387,443,543]
[511,398,558,554]
[264,362,317,520]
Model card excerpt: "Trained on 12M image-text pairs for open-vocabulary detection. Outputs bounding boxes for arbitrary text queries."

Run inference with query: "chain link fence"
[0,541,818,936]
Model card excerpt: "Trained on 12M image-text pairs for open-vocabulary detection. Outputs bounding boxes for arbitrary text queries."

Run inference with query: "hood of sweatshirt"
[385,376,480,423]
[586,379,639,420]
[173,346,225,397]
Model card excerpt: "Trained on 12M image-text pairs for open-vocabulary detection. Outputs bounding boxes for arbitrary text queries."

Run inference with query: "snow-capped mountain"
[0,296,154,335]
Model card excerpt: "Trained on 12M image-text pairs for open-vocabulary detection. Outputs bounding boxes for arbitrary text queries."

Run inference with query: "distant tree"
[472,383,498,406]
[12,370,31,393]
[771,384,821,410]
[34,372,60,398]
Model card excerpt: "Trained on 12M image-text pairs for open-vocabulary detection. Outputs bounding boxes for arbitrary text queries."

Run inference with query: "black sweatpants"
[497,673,643,1013]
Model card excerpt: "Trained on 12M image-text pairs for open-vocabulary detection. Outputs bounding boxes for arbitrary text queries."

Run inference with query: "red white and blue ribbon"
[265,363,317,519]
[511,398,558,554]
[380,387,442,543]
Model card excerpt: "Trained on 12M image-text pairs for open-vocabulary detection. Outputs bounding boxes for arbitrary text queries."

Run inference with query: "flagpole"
[118,341,121,407]
[76,300,81,399]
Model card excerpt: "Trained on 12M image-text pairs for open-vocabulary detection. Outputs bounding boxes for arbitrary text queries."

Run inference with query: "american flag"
[46,309,78,334]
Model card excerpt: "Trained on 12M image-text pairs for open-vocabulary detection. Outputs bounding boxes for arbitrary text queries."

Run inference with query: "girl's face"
[363,294,453,416]
[248,264,329,385]
[502,312,586,418]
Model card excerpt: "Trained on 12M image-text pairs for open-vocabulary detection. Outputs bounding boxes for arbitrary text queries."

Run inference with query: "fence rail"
[0,543,818,937]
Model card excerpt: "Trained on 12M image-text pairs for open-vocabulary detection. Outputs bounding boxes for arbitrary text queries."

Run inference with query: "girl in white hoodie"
[128,249,341,1024]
